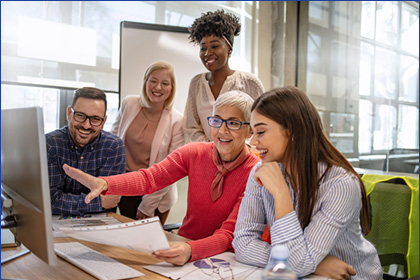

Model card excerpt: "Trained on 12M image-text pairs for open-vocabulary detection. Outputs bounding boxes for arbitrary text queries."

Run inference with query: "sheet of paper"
[144,252,260,280]
[303,275,329,279]
[52,212,108,220]
[242,269,329,280]
[59,216,170,254]
[144,251,328,280]
[52,214,121,237]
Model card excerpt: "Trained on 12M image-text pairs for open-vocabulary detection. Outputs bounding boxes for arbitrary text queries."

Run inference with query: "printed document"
[58,216,170,254]
[52,213,121,237]
[145,252,260,280]
[144,251,328,280]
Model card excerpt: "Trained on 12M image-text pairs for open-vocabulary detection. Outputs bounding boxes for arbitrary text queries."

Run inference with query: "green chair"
[362,174,419,279]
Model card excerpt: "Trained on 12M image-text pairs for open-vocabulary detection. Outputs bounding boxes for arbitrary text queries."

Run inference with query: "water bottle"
[262,245,297,280]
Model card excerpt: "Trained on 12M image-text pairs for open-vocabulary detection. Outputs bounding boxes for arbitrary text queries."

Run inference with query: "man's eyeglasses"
[195,258,234,280]
[207,117,249,131]
[71,108,105,126]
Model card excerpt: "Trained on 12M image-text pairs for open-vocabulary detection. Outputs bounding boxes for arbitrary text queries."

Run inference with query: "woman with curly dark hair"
[183,9,265,143]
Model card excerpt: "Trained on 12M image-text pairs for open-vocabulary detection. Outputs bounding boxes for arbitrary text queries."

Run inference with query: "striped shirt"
[232,161,383,279]
[46,126,126,215]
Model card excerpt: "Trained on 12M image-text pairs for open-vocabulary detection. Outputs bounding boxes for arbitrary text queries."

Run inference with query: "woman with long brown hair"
[233,86,382,280]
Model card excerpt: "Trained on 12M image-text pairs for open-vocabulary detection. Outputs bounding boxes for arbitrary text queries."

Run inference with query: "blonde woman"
[111,61,184,223]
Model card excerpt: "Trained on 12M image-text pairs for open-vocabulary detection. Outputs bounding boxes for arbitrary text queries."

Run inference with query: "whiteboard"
[119,21,205,113]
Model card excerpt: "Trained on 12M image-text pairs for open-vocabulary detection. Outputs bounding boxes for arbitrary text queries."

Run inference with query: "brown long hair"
[251,86,370,235]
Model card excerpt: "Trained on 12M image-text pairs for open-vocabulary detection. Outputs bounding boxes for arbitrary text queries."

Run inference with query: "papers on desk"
[145,252,261,280]
[58,216,170,254]
[304,276,329,279]
[52,213,121,237]
[144,251,328,280]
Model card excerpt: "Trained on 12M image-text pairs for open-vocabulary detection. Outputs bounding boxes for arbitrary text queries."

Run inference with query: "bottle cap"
[271,245,289,260]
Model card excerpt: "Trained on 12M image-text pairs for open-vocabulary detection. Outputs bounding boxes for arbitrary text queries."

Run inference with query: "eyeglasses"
[207,117,249,131]
[195,258,234,280]
[71,108,105,126]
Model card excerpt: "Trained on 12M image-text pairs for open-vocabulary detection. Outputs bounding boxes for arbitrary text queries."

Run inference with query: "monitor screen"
[1,107,57,265]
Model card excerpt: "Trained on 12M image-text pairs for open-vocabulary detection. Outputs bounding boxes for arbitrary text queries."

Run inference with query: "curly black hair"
[188,10,241,48]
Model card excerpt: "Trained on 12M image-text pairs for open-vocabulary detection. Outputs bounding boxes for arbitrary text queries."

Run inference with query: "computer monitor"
[1,107,57,265]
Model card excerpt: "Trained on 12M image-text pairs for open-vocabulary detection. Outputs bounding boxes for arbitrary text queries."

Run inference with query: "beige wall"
[253,1,272,91]
[254,1,300,91]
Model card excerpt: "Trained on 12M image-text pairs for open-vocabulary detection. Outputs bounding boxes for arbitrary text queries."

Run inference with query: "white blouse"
[183,71,264,143]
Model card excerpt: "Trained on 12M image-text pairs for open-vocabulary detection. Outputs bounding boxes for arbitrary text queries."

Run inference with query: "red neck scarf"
[211,145,250,202]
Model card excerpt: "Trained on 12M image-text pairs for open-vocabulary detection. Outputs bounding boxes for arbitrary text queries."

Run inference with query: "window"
[298,1,363,158]
[1,84,59,133]
[295,1,418,170]
[1,1,257,131]
[359,1,419,154]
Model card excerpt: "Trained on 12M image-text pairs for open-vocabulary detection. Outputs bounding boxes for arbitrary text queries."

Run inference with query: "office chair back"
[362,174,419,279]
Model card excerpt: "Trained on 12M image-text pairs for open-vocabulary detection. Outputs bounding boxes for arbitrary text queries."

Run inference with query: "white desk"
[355,167,419,179]
[1,213,187,280]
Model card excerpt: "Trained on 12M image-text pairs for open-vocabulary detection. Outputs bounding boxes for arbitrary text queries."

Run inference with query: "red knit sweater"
[103,142,259,261]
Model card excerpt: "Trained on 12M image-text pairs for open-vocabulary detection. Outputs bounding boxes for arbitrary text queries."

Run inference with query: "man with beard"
[46,87,126,216]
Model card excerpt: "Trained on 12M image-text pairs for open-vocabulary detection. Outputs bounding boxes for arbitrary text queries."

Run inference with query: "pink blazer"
[111,95,185,216]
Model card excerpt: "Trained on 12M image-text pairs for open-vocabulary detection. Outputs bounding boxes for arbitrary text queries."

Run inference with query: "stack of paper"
[58,216,170,253]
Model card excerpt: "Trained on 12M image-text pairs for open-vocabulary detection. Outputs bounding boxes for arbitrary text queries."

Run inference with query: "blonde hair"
[139,61,176,109]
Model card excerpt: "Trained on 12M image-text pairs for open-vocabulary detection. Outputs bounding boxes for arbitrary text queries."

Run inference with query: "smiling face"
[210,105,251,162]
[250,110,290,163]
[145,69,172,107]
[67,97,107,149]
[199,34,231,72]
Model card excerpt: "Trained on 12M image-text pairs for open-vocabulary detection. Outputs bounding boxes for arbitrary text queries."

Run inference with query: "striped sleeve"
[233,163,272,267]
[234,164,363,277]
[271,169,361,276]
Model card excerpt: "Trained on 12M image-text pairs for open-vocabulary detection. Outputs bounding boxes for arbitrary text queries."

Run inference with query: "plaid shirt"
[46,126,126,215]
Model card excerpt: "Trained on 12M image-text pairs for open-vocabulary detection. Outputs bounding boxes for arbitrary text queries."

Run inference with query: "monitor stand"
[1,243,31,264]
[1,216,30,265]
